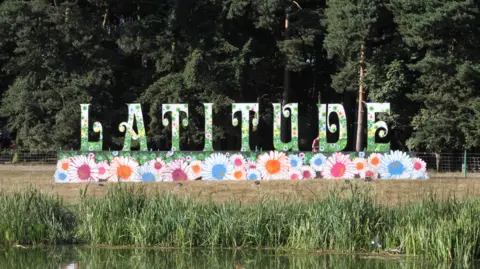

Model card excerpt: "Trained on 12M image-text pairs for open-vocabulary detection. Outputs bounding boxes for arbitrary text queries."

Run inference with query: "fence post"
[463,150,467,178]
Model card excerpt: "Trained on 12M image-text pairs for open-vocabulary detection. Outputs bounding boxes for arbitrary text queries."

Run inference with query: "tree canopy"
[0,0,478,153]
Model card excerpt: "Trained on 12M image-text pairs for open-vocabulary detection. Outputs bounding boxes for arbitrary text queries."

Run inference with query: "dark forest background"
[0,0,479,153]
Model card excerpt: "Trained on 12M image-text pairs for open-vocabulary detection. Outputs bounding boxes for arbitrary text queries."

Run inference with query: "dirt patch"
[0,165,479,204]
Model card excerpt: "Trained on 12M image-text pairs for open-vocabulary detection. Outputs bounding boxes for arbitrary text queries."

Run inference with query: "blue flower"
[288,155,303,169]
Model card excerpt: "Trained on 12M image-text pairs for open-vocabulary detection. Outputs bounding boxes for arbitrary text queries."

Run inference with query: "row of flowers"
[54,151,429,183]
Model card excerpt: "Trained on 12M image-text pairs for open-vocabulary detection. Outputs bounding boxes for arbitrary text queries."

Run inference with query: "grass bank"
[0,184,479,265]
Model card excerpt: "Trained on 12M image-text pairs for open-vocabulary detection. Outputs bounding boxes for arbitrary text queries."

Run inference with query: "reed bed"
[0,184,479,265]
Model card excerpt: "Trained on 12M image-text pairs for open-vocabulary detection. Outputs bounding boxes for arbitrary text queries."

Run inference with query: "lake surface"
[0,247,475,268]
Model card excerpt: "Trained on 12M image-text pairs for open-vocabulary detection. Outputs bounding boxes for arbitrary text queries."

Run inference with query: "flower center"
[388,161,404,176]
[247,173,258,180]
[171,168,188,181]
[58,172,67,181]
[290,173,299,180]
[154,162,163,170]
[98,167,106,175]
[192,165,201,174]
[212,164,227,180]
[61,163,69,170]
[118,165,132,180]
[290,159,298,167]
[303,171,311,179]
[234,159,243,166]
[142,172,156,182]
[331,163,346,178]
[314,158,323,166]
[266,160,281,174]
[371,157,380,166]
[77,164,91,180]
[414,162,422,171]
[356,162,365,170]
[234,170,243,179]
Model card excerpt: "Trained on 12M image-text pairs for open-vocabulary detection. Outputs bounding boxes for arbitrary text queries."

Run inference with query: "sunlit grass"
[0,183,479,266]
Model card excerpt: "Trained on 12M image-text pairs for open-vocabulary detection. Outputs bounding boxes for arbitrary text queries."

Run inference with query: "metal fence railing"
[0,150,479,177]
[0,150,57,165]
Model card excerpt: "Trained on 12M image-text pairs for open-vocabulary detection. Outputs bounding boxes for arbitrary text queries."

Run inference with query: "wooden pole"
[355,44,366,152]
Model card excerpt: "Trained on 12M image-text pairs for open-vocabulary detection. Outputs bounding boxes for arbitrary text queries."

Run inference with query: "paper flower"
[202,153,232,180]
[322,152,355,179]
[96,161,110,181]
[230,154,246,169]
[67,155,98,182]
[230,168,246,180]
[352,157,368,176]
[56,158,71,172]
[378,151,413,179]
[189,160,203,179]
[289,169,303,180]
[148,158,166,177]
[288,154,303,169]
[257,151,290,180]
[368,153,383,170]
[109,157,139,182]
[301,166,315,179]
[54,170,69,183]
[135,163,158,182]
[163,159,194,181]
[309,153,327,171]
[412,158,427,173]
[246,169,262,181]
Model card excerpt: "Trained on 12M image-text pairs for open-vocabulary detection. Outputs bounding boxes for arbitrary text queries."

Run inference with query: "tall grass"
[1,184,480,265]
[0,188,75,245]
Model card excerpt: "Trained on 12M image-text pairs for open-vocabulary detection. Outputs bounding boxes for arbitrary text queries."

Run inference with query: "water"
[0,247,475,268]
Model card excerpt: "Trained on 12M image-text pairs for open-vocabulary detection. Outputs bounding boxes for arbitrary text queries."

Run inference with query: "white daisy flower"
[288,154,303,169]
[289,169,303,180]
[189,160,203,179]
[301,166,315,179]
[54,170,69,183]
[322,152,356,179]
[135,163,158,182]
[257,151,290,180]
[96,161,110,181]
[412,157,427,173]
[56,158,72,172]
[67,155,99,182]
[367,153,383,170]
[109,157,139,182]
[148,158,166,177]
[309,153,327,171]
[352,157,368,176]
[230,154,246,169]
[246,169,262,181]
[163,159,194,181]
[378,150,413,179]
[202,153,232,180]
[246,161,257,169]
[230,168,246,180]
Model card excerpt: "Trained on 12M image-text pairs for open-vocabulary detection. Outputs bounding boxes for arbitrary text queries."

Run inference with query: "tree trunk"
[281,8,291,145]
[435,152,441,172]
[102,8,109,28]
[355,44,366,152]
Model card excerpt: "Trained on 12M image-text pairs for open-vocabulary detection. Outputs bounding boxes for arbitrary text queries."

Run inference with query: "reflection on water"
[0,247,476,269]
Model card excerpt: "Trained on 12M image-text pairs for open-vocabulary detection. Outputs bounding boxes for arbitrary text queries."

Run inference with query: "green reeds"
[1,184,480,265]
[0,188,75,245]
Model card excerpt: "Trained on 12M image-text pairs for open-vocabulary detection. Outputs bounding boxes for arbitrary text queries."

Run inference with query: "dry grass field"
[0,165,479,205]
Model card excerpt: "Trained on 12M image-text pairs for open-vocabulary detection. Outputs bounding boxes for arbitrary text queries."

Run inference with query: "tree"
[390,0,480,153]
[0,0,126,150]
[324,0,393,151]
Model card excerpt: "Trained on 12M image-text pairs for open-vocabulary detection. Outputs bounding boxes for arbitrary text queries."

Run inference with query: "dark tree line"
[0,0,479,154]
